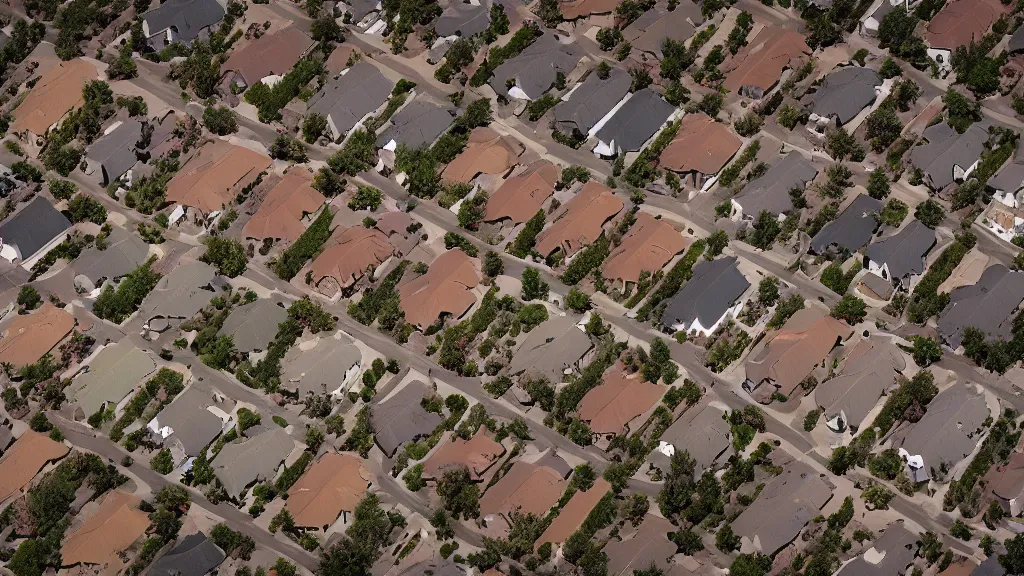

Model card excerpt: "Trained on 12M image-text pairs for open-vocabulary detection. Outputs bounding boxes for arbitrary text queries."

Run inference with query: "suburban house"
[213,426,295,498]
[744,307,854,398]
[863,0,920,36]
[835,523,918,576]
[311,226,397,298]
[923,0,1004,70]
[166,141,272,219]
[0,196,73,269]
[281,336,362,397]
[85,119,143,185]
[67,340,157,422]
[650,398,730,477]
[578,369,665,439]
[148,386,228,460]
[307,61,395,142]
[552,67,631,139]
[909,122,988,192]
[559,0,617,19]
[507,315,594,385]
[806,66,883,131]
[864,219,937,290]
[370,381,444,457]
[722,25,812,98]
[937,264,1024,348]
[660,113,743,190]
[986,452,1024,517]
[593,89,676,158]
[815,338,905,433]
[221,26,315,91]
[536,479,612,551]
[144,261,220,333]
[147,533,226,576]
[0,302,76,369]
[730,461,834,554]
[142,0,225,49]
[286,452,371,530]
[482,161,559,225]
[398,249,480,329]
[488,33,582,101]
[989,156,1024,209]
[441,126,524,184]
[604,515,681,575]
[479,461,568,530]
[436,1,490,37]
[809,194,883,255]
[622,3,704,60]
[60,491,151,569]
[890,383,988,482]
[602,212,688,290]
[219,297,289,353]
[660,256,750,337]
[74,228,151,294]
[421,427,505,481]
[242,172,327,244]
[535,180,624,259]
[0,430,69,504]
[10,58,95,147]
[376,100,455,151]
[730,153,818,221]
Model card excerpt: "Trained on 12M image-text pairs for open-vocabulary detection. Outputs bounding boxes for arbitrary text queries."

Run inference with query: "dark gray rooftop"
[660,256,749,330]
[735,153,818,217]
[938,264,1024,348]
[219,297,289,353]
[1011,26,1024,53]
[488,33,582,100]
[809,194,883,254]
[974,556,1006,576]
[87,120,141,184]
[436,1,491,37]
[308,62,395,137]
[370,381,443,457]
[810,67,882,126]
[835,523,917,576]
[148,533,225,576]
[375,100,455,149]
[890,383,988,478]
[153,387,225,456]
[74,227,150,284]
[346,0,380,22]
[0,196,72,262]
[594,89,675,154]
[989,161,1024,194]
[864,219,936,282]
[910,122,988,191]
[143,0,224,45]
[552,67,630,136]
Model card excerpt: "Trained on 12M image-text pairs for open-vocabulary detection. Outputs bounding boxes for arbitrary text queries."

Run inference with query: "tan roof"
[242,172,326,242]
[0,430,69,503]
[375,211,415,240]
[398,249,479,328]
[559,0,618,18]
[223,25,314,84]
[422,426,504,480]
[661,113,743,175]
[286,452,371,528]
[536,180,624,257]
[11,58,95,135]
[602,213,688,284]
[0,303,75,367]
[442,127,523,184]
[483,161,558,224]
[166,141,272,214]
[479,461,567,518]
[924,0,1004,50]
[324,44,361,73]
[989,452,1024,501]
[312,226,395,290]
[578,369,665,435]
[537,479,611,546]
[61,490,150,568]
[723,25,811,93]
[745,308,853,396]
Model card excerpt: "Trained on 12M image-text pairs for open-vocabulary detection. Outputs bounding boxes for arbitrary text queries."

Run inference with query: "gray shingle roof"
[488,33,582,100]
[890,383,988,478]
[553,67,630,136]
[153,387,224,456]
[219,297,289,353]
[661,256,749,330]
[0,196,72,262]
[69,341,156,417]
[594,89,675,154]
[864,219,936,282]
[282,336,361,396]
[835,523,917,576]
[507,315,594,383]
[143,0,225,45]
[74,228,150,284]
[730,461,833,554]
[938,264,1024,348]
[735,153,818,217]
[308,62,395,138]
[370,381,443,457]
[346,0,380,21]
[145,261,218,325]
[810,67,882,126]
[989,161,1024,194]
[436,1,491,37]
[652,399,729,476]
[87,120,141,184]
[375,100,455,149]
[809,194,883,254]
[910,122,988,190]
[213,426,293,496]
[1011,26,1024,52]
[815,338,905,431]
[148,533,225,576]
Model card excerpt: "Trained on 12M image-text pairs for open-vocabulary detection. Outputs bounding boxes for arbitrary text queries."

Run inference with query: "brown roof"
[61,490,150,568]
[11,58,95,135]
[723,25,811,93]
[311,226,396,290]
[242,171,326,242]
[605,514,679,575]
[422,426,504,480]
[166,141,272,214]
[0,303,75,367]
[578,369,665,435]
[324,44,361,73]
[398,249,479,328]
[479,461,567,518]
[661,113,743,175]
[938,562,979,576]
[602,213,689,284]
[924,0,1004,49]
[375,211,415,240]
[285,452,371,528]
[990,452,1024,501]
[536,478,611,547]
[559,0,618,18]
[442,127,523,184]
[536,180,624,257]
[0,430,69,503]
[223,26,314,84]
[745,308,854,396]
[483,161,558,224]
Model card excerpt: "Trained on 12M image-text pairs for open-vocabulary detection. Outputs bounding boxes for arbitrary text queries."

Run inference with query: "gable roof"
[166,141,271,214]
[910,122,988,190]
[809,194,883,253]
[143,0,225,43]
[730,461,833,554]
[153,387,224,456]
[483,161,558,224]
[604,514,679,576]
[422,426,505,480]
[507,315,593,382]
[213,426,294,496]
[75,228,151,283]
[69,341,156,417]
[308,62,395,137]
[559,0,618,18]
[815,338,905,431]
[148,533,226,576]
[661,113,743,175]
[313,226,396,291]
[924,0,1004,49]
[602,213,688,284]
[87,119,142,183]
[223,26,314,85]
[810,67,883,125]
[220,297,289,353]
[489,33,583,100]
[865,219,936,280]
[594,89,676,154]
[989,452,1024,502]
[735,153,819,216]
[282,336,362,396]
[146,261,217,322]
[622,2,704,58]
[370,380,444,457]
[442,126,523,184]
[537,478,611,547]
[891,383,988,473]
[480,460,567,517]
[286,452,371,528]
[723,25,811,93]
[376,100,455,149]
[0,430,69,503]
[0,302,75,367]
[937,264,1024,348]
[656,398,730,474]
[836,523,918,576]
[989,161,1024,194]
[243,172,326,242]
[61,491,151,568]
[745,307,853,395]
[536,180,623,257]
[578,369,665,436]
[553,67,631,136]
[0,196,72,262]
[11,58,95,135]
[660,256,749,330]
[398,249,479,327]
[436,1,491,36]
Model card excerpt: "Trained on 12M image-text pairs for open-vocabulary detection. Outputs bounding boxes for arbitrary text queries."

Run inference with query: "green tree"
[202,106,238,135]
[867,168,890,199]
[706,229,729,258]
[910,336,942,367]
[831,295,867,324]
[348,186,383,211]
[915,199,945,228]
[17,286,41,310]
[521,267,549,301]
[151,448,174,474]
[758,276,780,306]
[566,289,590,312]
[482,251,503,277]
[201,237,248,277]
[436,468,480,520]
[302,113,329,143]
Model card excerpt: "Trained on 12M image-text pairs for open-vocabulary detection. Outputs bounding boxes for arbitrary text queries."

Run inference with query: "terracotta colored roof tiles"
[602,212,688,284]
[483,161,558,224]
[537,479,611,547]
[0,302,75,368]
[223,26,314,85]
[286,452,371,528]
[578,369,666,436]
[0,430,69,503]
[723,25,811,93]
[398,249,479,328]
[375,211,415,240]
[11,58,95,135]
[311,226,396,290]
[536,180,624,257]
[745,308,853,396]
[422,426,504,480]
[242,172,326,242]
[60,490,150,568]
[559,0,618,19]
[925,0,1004,50]
[442,127,523,184]
[166,141,272,214]
[661,113,743,175]
[480,461,567,518]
